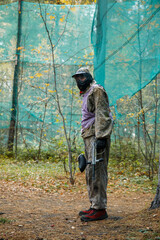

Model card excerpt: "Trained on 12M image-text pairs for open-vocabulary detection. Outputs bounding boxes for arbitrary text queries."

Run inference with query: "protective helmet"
[72,67,91,78]
[72,67,93,91]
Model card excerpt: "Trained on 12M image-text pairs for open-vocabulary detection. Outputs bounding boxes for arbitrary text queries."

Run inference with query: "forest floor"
[0,163,160,240]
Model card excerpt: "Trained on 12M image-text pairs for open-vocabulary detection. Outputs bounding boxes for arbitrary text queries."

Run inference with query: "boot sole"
[81,213,108,222]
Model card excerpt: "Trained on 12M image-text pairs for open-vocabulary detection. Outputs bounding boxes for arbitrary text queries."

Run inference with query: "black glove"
[96,138,106,150]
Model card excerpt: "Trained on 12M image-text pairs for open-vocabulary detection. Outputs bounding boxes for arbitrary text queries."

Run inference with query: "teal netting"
[0,0,160,151]
[0,2,95,65]
[0,1,95,148]
[91,0,160,157]
[92,0,160,105]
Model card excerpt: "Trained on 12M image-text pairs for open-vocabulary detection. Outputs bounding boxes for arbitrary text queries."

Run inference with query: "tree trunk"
[38,2,75,184]
[8,0,22,152]
[37,101,48,161]
[150,145,160,209]
[137,115,140,156]
[152,77,158,177]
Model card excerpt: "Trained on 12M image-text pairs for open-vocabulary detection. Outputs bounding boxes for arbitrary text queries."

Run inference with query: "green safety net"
[91,0,160,152]
[0,0,160,151]
[0,1,95,148]
[92,0,160,106]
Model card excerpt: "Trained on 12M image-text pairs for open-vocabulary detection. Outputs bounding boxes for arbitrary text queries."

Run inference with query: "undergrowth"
[0,140,159,193]
[0,157,158,194]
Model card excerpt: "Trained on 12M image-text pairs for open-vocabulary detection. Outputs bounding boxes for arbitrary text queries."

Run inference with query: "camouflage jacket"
[81,81,113,139]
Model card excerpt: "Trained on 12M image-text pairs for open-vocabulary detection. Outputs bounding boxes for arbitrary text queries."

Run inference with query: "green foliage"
[109,140,159,179]
[110,141,143,168]
[0,217,11,224]
[0,0,96,4]
[0,137,158,179]
[0,135,83,163]
[0,158,63,181]
[0,156,157,193]
[0,0,16,4]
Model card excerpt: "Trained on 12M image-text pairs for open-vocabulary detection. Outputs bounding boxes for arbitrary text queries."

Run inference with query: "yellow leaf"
[47,13,50,15]
[0,89,2,92]
[45,83,50,87]
[50,16,55,20]
[70,7,76,12]
[150,20,156,26]
[89,52,94,56]
[48,90,56,93]
[36,73,43,77]
[17,46,24,50]
[61,6,65,9]
[155,4,160,8]
[29,76,34,79]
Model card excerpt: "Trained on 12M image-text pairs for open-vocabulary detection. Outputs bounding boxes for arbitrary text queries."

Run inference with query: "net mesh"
[0,1,95,148]
[92,0,160,105]
[0,0,160,153]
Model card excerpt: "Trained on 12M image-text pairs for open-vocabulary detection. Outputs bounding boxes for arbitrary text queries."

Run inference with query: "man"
[72,67,113,222]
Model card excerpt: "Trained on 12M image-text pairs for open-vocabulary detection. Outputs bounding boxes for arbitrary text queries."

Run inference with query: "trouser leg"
[84,136,110,210]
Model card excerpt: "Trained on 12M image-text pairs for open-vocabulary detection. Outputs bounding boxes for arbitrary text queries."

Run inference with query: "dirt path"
[0,180,160,240]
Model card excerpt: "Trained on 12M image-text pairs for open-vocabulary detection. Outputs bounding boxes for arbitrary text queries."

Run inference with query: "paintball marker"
[78,138,104,180]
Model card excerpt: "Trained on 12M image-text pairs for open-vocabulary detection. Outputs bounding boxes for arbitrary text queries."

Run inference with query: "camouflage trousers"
[83,136,110,210]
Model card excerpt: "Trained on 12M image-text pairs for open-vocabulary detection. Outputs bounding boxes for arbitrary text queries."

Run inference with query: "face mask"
[76,79,91,91]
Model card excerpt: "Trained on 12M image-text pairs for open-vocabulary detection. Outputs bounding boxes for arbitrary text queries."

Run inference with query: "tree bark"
[38,2,75,184]
[8,0,22,152]
[150,145,160,209]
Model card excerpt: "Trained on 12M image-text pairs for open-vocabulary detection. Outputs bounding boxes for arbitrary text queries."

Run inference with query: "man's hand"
[96,138,106,150]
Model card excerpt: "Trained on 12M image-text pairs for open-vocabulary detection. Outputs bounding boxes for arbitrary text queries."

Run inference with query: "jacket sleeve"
[87,85,112,139]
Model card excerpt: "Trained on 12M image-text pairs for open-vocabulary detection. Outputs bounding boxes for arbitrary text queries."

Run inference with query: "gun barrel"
[92,163,95,180]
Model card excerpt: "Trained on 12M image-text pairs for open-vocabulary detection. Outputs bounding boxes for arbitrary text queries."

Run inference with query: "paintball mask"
[72,67,93,92]
[76,73,93,91]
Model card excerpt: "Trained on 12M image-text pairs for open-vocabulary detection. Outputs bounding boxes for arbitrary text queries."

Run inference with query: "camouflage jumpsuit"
[81,82,112,210]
